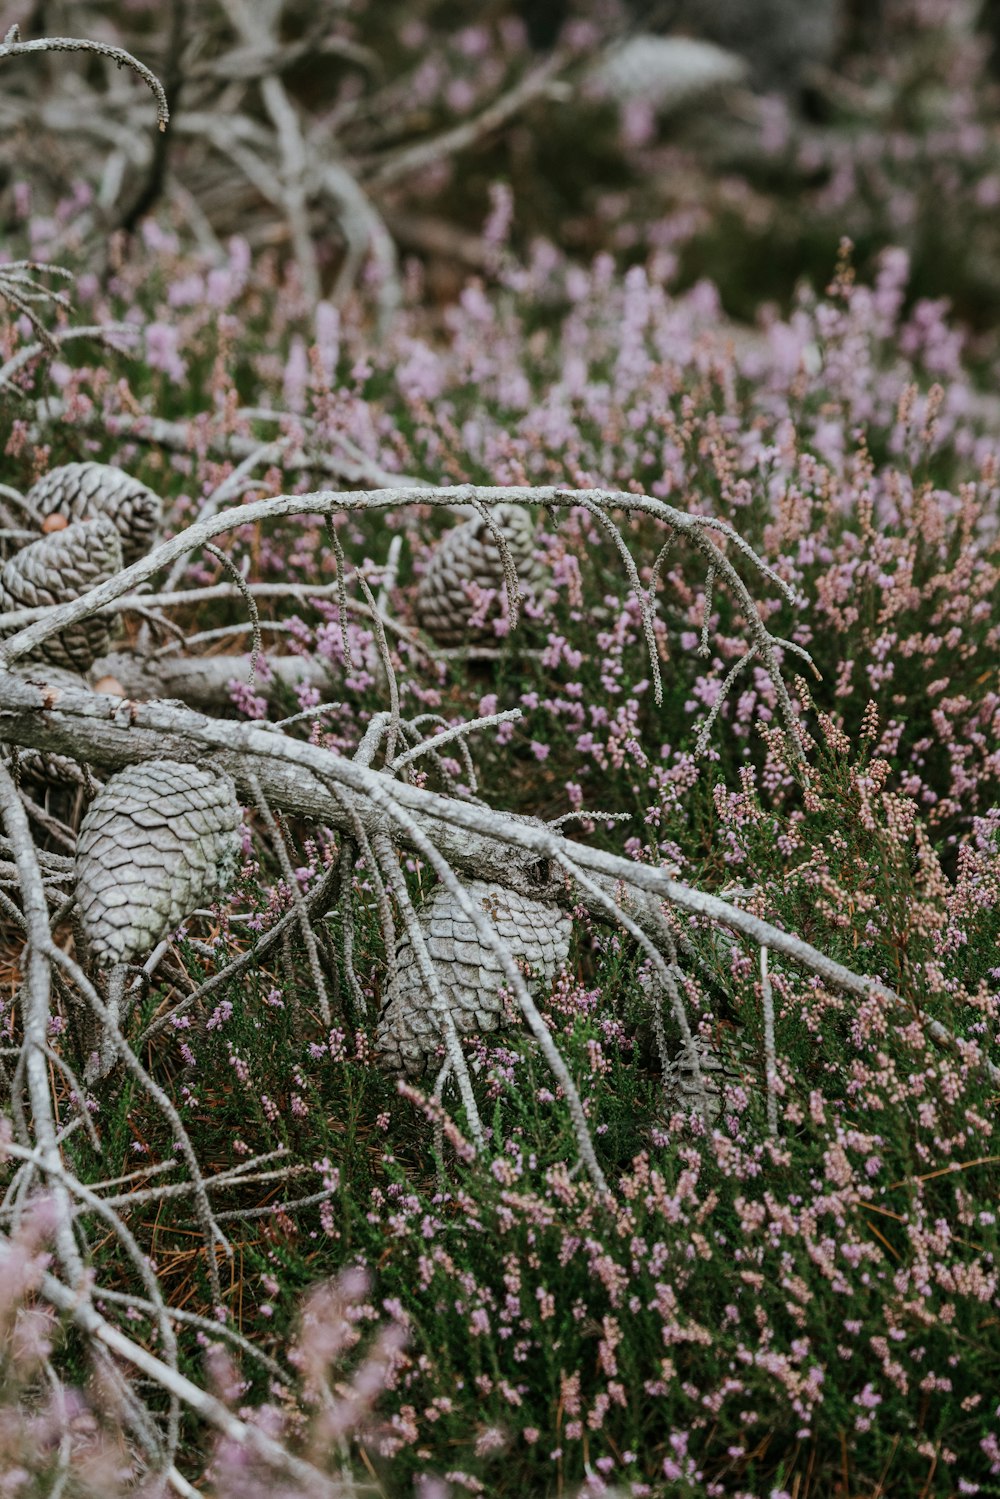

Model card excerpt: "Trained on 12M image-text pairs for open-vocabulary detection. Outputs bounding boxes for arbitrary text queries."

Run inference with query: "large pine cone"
[376,879,572,1075]
[27,463,162,565]
[415,504,547,647]
[75,761,242,966]
[0,518,123,672]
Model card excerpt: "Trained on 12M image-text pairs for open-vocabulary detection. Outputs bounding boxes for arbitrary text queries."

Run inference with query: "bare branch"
[0,483,805,752]
[367,52,568,187]
[0,675,980,1092]
[0,27,170,131]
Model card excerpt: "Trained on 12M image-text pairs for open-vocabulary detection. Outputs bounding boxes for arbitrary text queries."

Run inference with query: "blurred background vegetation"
[3,0,1000,339]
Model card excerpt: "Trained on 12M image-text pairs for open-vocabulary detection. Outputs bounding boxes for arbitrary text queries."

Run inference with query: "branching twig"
[248,771,331,1026]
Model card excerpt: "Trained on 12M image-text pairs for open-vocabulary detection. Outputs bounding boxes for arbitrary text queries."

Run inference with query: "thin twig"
[248,771,331,1026]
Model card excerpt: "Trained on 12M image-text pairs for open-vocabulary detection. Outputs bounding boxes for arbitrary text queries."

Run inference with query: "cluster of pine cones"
[1,461,162,673]
[0,472,750,1106]
[0,464,244,976]
[0,473,571,1077]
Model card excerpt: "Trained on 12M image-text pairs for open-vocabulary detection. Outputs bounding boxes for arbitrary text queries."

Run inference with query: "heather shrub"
[0,1201,414,1499]
[7,219,995,847]
[1,20,999,1492]
[0,1198,133,1496]
[84,710,996,1496]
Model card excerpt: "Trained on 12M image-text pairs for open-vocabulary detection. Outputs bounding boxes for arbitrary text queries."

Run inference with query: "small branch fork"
[0,261,73,353]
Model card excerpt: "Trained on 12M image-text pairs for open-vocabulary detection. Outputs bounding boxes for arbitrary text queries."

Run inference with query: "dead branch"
[0,672,971,1072]
[0,25,170,131]
[93,650,339,710]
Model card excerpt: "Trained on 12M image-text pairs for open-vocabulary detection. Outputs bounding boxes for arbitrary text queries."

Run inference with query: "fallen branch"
[94,650,338,712]
[0,674,984,1089]
[366,51,569,187]
[0,481,807,742]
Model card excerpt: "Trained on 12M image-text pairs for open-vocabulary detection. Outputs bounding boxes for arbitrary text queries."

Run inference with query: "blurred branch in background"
[3,0,998,331]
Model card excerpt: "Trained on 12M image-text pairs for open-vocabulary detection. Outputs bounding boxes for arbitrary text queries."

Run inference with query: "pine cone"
[0,518,123,672]
[415,504,547,647]
[75,760,242,966]
[588,35,746,112]
[664,1032,756,1124]
[27,463,162,565]
[376,879,572,1075]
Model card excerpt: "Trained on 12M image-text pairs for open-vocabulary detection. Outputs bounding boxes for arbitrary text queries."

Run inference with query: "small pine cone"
[5,745,93,790]
[27,463,162,565]
[415,504,547,646]
[376,879,572,1076]
[664,1032,756,1125]
[0,518,123,672]
[75,760,242,966]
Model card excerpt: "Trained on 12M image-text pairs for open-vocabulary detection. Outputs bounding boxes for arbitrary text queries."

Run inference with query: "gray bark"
[93,650,339,711]
[0,671,933,1027]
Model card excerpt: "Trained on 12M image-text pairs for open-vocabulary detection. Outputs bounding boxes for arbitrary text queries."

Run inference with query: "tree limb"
[0,672,983,1094]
